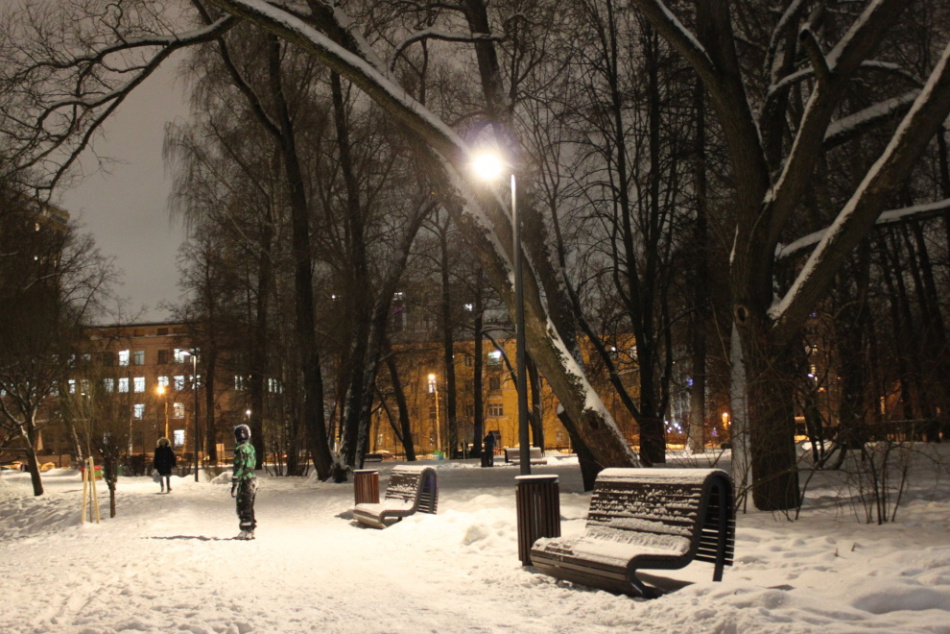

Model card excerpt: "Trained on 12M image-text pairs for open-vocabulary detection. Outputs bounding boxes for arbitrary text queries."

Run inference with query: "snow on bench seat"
[352,465,438,529]
[530,468,735,597]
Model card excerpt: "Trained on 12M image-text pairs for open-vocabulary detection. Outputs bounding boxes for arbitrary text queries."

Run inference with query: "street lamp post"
[156,385,169,439]
[182,351,200,482]
[472,152,530,476]
[427,373,443,458]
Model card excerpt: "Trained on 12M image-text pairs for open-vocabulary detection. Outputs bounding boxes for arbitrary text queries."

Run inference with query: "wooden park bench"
[530,468,735,598]
[353,465,439,529]
[504,446,548,465]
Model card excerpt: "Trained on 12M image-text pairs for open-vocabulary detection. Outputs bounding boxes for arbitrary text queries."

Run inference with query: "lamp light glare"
[472,152,504,181]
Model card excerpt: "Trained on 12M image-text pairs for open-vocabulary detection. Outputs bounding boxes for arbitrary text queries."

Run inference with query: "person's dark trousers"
[236,479,258,532]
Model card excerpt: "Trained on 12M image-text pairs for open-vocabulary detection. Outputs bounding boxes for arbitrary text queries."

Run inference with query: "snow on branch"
[775,198,950,261]
[769,39,950,337]
[823,92,919,149]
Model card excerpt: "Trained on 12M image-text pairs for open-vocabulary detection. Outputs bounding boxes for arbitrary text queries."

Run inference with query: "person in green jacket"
[231,424,258,540]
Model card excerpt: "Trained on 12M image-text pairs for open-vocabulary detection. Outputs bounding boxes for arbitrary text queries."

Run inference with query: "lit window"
[133,404,145,419]
[235,375,245,390]
[487,350,502,366]
[68,379,77,394]
[133,350,145,365]
[267,378,282,393]
[103,378,114,393]
[173,402,185,418]
[157,376,169,387]
[118,350,130,366]
[174,349,190,364]
[133,377,145,393]
[173,429,185,446]
[174,376,185,391]
[118,378,130,393]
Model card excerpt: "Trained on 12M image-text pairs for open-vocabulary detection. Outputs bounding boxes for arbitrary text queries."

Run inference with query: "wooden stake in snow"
[81,457,101,524]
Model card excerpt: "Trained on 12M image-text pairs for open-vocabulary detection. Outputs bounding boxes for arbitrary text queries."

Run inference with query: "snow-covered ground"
[2,447,950,634]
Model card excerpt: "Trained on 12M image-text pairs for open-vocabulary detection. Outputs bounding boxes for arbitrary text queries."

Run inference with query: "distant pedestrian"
[153,438,176,493]
[231,424,258,540]
[483,432,496,467]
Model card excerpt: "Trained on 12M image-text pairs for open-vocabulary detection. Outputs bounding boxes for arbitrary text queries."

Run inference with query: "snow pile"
[1,448,950,633]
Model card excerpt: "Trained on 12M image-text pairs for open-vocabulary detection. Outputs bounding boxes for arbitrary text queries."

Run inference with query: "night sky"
[59,59,190,324]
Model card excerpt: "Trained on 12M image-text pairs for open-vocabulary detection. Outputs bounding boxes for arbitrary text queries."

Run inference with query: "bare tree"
[0,192,116,496]
[627,0,950,509]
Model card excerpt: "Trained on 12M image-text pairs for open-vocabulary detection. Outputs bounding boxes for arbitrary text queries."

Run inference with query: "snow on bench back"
[586,468,729,555]
[385,465,428,502]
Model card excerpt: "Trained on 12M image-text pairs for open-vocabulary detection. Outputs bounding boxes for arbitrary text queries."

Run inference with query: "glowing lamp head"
[471,152,505,181]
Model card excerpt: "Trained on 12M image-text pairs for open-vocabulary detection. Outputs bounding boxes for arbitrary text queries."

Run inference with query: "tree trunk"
[265,37,333,479]
[21,415,44,496]
[737,313,801,511]
[687,76,709,455]
[333,70,373,480]
[438,225,458,457]
[385,349,416,460]
[472,278,485,457]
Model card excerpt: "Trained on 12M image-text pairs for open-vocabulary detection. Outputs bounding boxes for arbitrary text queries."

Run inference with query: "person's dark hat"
[234,424,251,441]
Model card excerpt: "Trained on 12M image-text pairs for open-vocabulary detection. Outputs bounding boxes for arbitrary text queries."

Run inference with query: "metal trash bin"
[515,474,561,566]
[354,469,380,505]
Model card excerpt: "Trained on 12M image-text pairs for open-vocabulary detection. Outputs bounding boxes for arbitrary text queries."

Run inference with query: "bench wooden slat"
[531,468,735,597]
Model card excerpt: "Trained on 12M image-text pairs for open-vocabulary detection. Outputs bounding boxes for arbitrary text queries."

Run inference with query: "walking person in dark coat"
[483,432,496,467]
[231,424,258,540]
[153,438,176,493]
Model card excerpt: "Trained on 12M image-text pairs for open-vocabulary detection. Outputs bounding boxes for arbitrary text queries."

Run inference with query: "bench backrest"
[384,465,438,514]
[588,468,735,568]
[505,446,543,461]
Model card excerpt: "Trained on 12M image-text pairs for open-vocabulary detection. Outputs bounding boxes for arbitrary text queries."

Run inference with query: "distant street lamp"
[181,350,200,482]
[472,150,530,476]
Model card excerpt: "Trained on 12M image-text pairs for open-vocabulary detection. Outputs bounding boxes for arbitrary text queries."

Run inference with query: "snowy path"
[3,452,950,633]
